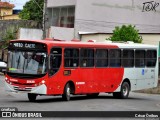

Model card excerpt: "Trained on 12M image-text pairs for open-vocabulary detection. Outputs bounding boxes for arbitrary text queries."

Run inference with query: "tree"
[19,0,44,27]
[1,29,16,49]
[107,25,142,43]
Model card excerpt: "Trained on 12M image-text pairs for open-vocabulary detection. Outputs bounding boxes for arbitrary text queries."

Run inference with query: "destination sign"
[9,42,47,50]
[13,43,35,49]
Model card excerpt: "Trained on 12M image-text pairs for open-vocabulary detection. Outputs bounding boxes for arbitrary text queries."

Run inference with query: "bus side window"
[122,49,134,67]
[109,49,121,67]
[95,49,108,67]
[64,48,79,68]
[49,48,62,76]
[146,50,157,67]
[135,50,145,67]
[80,48,94,67]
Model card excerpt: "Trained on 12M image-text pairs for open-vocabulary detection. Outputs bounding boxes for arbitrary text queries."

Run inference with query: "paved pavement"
[0,75,160,120]
[0,73,4,88]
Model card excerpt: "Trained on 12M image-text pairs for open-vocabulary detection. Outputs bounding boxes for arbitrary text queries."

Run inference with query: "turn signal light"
[34,80,45,87]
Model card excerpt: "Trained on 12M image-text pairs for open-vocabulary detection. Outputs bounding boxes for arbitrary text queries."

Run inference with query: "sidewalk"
[0,73,4,88]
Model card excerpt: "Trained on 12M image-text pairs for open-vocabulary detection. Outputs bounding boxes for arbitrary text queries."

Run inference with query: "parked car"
[0,61,7,73]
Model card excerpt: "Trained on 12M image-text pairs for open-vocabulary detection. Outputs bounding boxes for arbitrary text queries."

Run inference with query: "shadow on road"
[8,94,149,103]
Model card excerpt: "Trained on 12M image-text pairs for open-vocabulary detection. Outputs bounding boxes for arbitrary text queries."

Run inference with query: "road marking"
[0,79,4,87]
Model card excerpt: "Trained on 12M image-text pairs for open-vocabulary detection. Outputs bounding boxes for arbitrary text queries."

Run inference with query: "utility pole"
[0,0,2,20]
[42,0,47,39]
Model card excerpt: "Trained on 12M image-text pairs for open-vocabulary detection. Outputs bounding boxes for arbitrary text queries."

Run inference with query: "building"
[0,1,20,20]
[47,0,160,45]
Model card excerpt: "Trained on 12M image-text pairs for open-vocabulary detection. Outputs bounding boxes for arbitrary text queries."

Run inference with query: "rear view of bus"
[5,41,48,102]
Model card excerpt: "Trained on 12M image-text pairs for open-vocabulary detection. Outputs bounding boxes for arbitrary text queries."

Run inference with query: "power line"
[42,0,47,39]
[32,0,43,12]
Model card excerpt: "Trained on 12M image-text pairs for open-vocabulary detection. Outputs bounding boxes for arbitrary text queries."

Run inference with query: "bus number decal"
[27,80,35,83]
[76,82,85,85]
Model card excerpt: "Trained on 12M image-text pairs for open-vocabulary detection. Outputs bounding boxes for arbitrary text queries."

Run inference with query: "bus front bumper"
[5,82,47,95]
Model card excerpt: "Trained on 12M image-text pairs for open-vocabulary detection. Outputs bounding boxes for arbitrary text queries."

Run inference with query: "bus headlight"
[5,77,10,83]
[41,80,45,84]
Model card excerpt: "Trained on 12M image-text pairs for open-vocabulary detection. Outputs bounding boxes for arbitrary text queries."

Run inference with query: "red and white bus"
[5,39,158,102]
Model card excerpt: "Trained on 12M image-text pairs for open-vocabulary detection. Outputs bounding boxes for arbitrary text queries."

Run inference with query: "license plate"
[19,87,26,90]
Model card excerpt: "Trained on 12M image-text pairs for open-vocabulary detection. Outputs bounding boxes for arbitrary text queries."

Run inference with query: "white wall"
[47,0,76,7]
[141,34,160,45]
[75,0,160,38]
[19,28,43,40]
[47,0,160,45]
[50,26,74,41]
[81,33,160,45]
[81,34,112,42]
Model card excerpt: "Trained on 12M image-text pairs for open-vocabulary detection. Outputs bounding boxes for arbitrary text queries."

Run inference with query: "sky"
[2,0,29,9]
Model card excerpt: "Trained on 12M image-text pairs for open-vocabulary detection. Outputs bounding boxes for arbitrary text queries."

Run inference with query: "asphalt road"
[0,75,160,120]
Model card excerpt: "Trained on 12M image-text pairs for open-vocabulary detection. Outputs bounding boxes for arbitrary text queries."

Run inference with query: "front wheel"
[62,83,71,101]
[113,82,130,99]
[28,93,37,102]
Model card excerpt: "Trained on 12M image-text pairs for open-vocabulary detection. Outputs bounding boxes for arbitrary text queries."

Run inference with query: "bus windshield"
[7,51,47,75]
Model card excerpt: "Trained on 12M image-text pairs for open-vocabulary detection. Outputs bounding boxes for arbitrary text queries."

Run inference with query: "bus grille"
[12,82,34,86]
[14,86,32,91]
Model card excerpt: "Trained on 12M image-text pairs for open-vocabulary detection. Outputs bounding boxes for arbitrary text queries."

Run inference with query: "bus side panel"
[73,68,124,94]
[47,69,65,95]
[154,48,159,87]
[95,68,124,93]
[47,67,124,95]
[120,67,158,92]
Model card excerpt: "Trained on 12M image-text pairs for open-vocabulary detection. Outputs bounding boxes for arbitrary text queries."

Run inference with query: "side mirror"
[0,48,7,74]
[0,50,3,62]
[0,48,7,63]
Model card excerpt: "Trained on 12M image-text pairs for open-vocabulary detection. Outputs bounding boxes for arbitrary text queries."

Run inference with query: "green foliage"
[19,0,44,27]
[107,25,142,43]
[1,30,16,49]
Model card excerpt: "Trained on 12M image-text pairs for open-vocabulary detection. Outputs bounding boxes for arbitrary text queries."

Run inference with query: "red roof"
[0,2,15,9]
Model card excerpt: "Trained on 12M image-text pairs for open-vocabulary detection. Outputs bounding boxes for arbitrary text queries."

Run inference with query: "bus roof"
[11,39,158,49]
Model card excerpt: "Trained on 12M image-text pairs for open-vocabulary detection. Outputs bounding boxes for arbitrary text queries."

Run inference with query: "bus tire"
[113,82,130,99]
[28,93,37,102]
[87,93,99,98]
[62,83,71,101]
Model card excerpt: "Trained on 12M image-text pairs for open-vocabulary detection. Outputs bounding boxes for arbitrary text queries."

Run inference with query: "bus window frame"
[64,47,79,68]
[49,47,62,77]
[95,48,108,68]
[135,49,146,68]
[122,49,134,68]
[145,49,157,68]
[109,49,122,68]
[80,48,95,68]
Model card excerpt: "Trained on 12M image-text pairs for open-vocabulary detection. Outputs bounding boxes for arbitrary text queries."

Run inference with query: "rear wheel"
[113,82,130,99]
[62,83,71,101]
[28,93,37,102]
